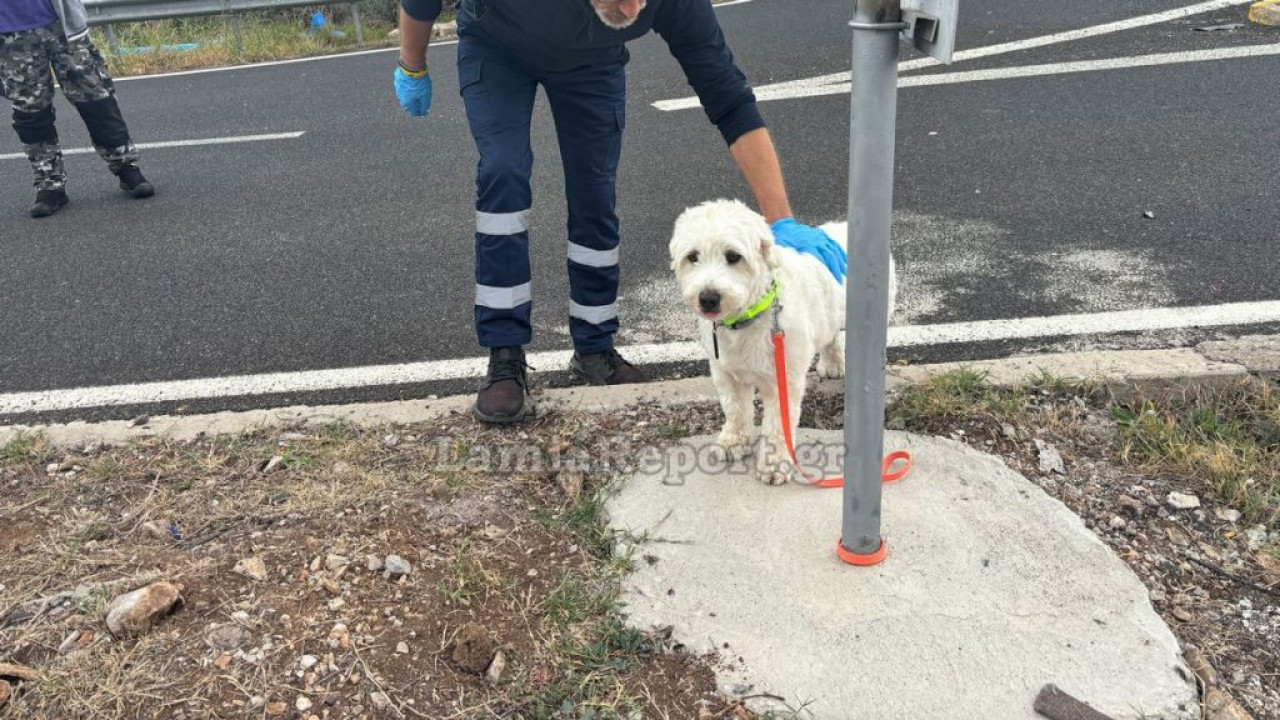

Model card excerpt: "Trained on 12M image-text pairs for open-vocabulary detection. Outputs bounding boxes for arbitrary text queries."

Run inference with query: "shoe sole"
[30,198,68,218]
[472,402,531,424]
[570,360,610,386]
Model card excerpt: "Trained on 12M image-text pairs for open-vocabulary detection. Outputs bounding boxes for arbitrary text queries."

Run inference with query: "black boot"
[30,188,69,218]
[570,347,646,386]
[116,165,154,198]
[473,347,530,424]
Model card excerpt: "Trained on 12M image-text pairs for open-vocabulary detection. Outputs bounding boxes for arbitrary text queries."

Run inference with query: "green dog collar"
[721,272,779,330]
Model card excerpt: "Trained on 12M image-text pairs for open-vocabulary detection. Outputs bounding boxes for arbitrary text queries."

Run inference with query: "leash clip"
[770,301,784,335]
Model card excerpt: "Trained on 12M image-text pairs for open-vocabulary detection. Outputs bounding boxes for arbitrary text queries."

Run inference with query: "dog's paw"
[754,445,793,486]
[714,430,754,462]
[818,345,845,379]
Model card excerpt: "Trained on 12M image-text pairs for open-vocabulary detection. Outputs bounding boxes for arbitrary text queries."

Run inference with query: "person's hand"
[394,63,433,117]
[770,218,847,283]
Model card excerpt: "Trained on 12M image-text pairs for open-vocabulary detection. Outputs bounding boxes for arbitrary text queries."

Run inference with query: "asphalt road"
[1,0,1277,422]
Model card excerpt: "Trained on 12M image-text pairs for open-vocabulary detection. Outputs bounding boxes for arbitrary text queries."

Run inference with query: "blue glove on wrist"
[394,65,433,117]
[770,217,848,283]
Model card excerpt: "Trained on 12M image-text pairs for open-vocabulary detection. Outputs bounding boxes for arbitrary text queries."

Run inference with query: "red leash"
[772,328,911,488]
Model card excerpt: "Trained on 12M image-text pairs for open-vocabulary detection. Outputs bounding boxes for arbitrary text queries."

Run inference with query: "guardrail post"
[350,3,364,45]
[839,0,902,566]
[231,13,243,54]
[105,23,120,55]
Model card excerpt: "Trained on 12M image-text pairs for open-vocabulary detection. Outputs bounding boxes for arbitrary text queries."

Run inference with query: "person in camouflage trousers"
[1,0,153,218]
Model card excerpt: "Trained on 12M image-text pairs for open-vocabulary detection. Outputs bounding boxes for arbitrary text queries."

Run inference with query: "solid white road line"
[722,44,1280,105]
[0,131,306,161]
[5,299,1280,415]
[653,0,1258,111]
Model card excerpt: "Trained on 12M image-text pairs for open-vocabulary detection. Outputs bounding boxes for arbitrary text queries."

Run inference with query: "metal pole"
[350,3,364,45]
[105,23,120,55]
[840,0,902,564]
[231,14,243,54]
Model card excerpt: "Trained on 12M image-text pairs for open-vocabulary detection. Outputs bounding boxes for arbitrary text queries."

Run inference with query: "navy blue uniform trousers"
[459,35,626,354]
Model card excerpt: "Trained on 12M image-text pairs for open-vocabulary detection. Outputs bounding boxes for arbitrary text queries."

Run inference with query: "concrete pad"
[1250,0,1280,26]
[608,431,1198,719]
[1197,334,1280,377]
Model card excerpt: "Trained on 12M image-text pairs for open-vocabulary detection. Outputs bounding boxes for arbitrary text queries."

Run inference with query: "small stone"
[321,578,341,596]
[1108,516,1126,530]
[1142,210,1156,219]
[1172,607,1193,622]
[213,653,233,669]
[105,582,183,638]
[295,696,312,712]
[384,554,412,578]
[140,521,168,540]
[383,433,400,447]
[485,650,507,685]
[261,455,285,474]
[1204,686,1252,720]
[299,655,319,671]
[328,597,346,611]
[1215,507,1242,523]
[365,554,384,572]
[234,556,269,582]
[1243,525,1268,550]
[1166,492,1201,510]
[325,554,350,572]
[396,642,409,654]
[206,623,251,651]
[1117,495,1143,517]
[1000,423,1017,439]
[0,680,11,707]
[45,463,59,475]
[328,623,350,650]
[130,414,150,427]
[265,701,287,716]
[249,696,264,708]
[1034,439,1065,475]
[369,692,392,710]
[1149,588,1166,604]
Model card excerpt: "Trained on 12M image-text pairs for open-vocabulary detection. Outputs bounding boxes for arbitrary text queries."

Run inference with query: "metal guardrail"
[84,0,370,50]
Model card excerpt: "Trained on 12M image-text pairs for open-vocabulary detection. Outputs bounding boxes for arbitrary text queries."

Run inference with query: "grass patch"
[888,368,1028,429]
[1113,377,1280,524]
[1,431,48,465]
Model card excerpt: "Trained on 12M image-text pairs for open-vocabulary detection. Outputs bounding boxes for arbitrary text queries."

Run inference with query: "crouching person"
[0,0,153,218]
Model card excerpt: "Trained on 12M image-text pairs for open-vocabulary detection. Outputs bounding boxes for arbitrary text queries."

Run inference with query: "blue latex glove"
[394,65,433,117]
[770,217,848,283]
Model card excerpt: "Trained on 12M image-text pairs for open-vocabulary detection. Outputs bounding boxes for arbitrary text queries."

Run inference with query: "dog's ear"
[758,224,779,269]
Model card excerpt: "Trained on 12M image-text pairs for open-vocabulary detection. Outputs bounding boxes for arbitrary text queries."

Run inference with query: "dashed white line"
[0,131,305,161]
[654,0,1259,111]
[5,300,1280,415]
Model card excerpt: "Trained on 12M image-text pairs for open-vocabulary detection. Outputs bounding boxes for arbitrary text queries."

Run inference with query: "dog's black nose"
[698,290,721,313]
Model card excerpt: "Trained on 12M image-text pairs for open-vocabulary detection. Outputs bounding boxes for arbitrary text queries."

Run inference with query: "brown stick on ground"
[1034,685,1114,720]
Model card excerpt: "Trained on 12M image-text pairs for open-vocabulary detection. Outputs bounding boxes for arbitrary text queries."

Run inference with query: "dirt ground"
[2,375,1277,719]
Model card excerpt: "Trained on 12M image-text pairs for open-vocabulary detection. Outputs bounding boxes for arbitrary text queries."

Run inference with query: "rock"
[140,521,168,540]
[1108,516,1126,530]
[558,471,584,500]
[213,653,233,669]
[0,681,10,709]
[384,554,412,579]
[234,556,269,582]
[1001,423,1017,439]
[1243,525,1268,550]
[1172,607,1193,622]
[383,433,400,447]
[260,455,285,474]
[1183,646,1218,687]
[396,641,409,654]
[295,696,313,712]
[325,554,350,572]
[130,414,149,427]
[1117,495,1144,517]
[1257,552,1280,583]
[369,692,392,710]
[328,623,350,650]
[452,622,495,674]
[1034,440,1065,475]
[365,554,384,572]
[387,28,400,38]
[105,582,183,637]
[1204,686,1253,720]
[485,650,507,685]
[206,623,252,651]
[265,701,287,716]
[321,578,341,596]
[299,655,319,671]
[1166,492,1201,510]
[327,597,346,611]
[1142,210,1156,220]
[1215,508,1242,524]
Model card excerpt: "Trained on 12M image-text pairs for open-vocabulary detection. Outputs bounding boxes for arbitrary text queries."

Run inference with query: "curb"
[3,335,1276,451]
[1250,0,1280,25]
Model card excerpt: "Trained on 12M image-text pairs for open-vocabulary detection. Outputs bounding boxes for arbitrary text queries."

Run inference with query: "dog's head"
[669,199,778,323]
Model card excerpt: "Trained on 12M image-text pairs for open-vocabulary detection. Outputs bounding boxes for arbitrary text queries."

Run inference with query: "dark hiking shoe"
[31,189,69,218]
[117,165,155,199]
[570,347,646,386]
[473,346,531,424]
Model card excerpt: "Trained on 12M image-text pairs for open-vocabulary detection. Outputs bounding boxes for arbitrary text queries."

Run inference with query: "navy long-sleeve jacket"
[401,0,764,145]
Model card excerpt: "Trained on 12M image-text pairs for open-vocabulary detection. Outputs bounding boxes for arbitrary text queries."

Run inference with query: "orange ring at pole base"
[837,538,887,566]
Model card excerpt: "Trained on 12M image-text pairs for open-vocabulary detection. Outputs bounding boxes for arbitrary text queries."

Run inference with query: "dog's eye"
[686,251,699,264]
[725,251,742,265]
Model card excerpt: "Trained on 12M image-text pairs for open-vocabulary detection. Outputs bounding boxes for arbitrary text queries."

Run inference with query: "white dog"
[669,200,897,485]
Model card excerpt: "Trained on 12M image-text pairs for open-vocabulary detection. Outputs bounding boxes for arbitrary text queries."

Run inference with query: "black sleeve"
[655,0,766,146]
[401,0,443,22]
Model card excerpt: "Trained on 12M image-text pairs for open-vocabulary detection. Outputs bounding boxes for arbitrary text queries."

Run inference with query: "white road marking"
[654,0,1259,110]
[5,299,1280,415]
[708,43,1280,105]
[0,131,305,161]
